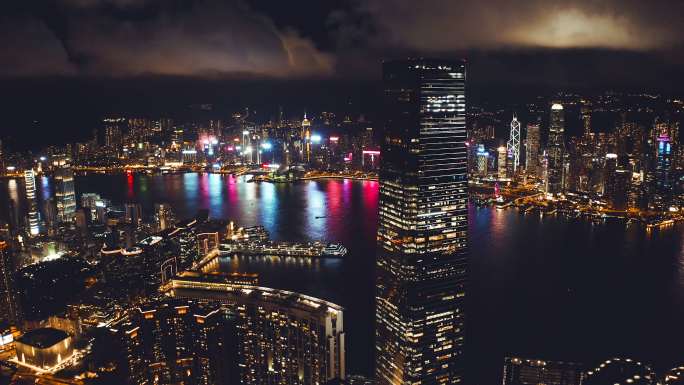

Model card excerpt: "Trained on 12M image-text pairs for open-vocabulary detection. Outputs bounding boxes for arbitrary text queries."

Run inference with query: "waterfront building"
[477,144,489,176]
[526,121,541,177]
[376,58,468,384]
[164,279,346,384]
[584,358,655,385]
[53,156,76,222]
[498,146,508,178]
[603,153,618,197]
[197,232,219,256]
[652,134,673,210]
[547,104,566,194]
[24,169,40,236]
[502,357,584,385]
[507,114,521,174]
[608,169,631,210]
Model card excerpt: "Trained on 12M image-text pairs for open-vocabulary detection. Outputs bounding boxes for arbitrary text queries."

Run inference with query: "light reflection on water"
[2,174,683,382]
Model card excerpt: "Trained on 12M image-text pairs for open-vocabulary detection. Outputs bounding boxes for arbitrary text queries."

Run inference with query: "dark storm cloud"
[351,0,684,51]
[0,0,334,78]
[1,0,683,79]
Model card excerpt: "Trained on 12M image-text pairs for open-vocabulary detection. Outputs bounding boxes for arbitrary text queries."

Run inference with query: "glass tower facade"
[24,169,40,236]
[653,134,673,210]
[376,59,468,385]
[526,122,541,177]
[53,157,76,223]
[547,104,566,194]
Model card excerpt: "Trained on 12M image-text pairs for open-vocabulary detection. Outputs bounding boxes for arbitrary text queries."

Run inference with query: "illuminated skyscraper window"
[376,59,468,385]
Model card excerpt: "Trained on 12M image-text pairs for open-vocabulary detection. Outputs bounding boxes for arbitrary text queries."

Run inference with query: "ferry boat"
[322,243,347,257]
[219,241,347,258]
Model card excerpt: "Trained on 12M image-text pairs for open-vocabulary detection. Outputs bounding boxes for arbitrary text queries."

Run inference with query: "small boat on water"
[322,243,347,257]
[219,241,348,258]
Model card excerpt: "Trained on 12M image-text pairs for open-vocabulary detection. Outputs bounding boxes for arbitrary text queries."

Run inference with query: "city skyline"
[2,1,684,150]
[1,2,684,385]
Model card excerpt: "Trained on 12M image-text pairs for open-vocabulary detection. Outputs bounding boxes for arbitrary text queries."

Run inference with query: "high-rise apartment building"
[376,59,468,384]
[164,279,346,384]
[110,300,239,385]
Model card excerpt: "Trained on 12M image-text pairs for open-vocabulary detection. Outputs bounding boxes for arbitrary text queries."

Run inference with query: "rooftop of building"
[167,277,344,316]
[17,328,69,349]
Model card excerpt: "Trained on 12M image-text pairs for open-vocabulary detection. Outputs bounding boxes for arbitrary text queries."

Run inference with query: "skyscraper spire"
[507,113,521,174]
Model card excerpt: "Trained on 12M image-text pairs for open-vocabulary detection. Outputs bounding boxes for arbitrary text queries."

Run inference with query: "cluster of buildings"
[110,285,345,384]
[0,58,683,385]
[468,95,683,213]
[0,108,381,180]
[502,356,684,385]
[0,170,352,384]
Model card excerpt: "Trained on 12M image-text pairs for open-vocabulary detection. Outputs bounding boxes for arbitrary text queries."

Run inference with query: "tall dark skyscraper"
[526,121,541,177]
[652,133,673,210]
[376,59,468,384]
[547,103,566,194]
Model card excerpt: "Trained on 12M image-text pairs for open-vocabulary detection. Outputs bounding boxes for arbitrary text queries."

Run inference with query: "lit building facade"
[196,232,220,256]
[652,134,673,210]
[376,59,468,384]
[498,146,508,178]
[53,156,76,222]
[502,357,584,385]
[24,169,40,236]
[477,144,489,176]
[111,300,239,385]
[165,279,346,384]
[584,358,655,385]
[15,328,73,370]
[663,365,684,384]
[154,203,175,231]
[547,104,566,194]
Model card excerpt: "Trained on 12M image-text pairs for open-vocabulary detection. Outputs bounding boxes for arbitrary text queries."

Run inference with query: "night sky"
[1,0,684,148]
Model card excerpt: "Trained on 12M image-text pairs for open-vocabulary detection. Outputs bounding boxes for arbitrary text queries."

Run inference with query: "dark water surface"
[2,173,683,383]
